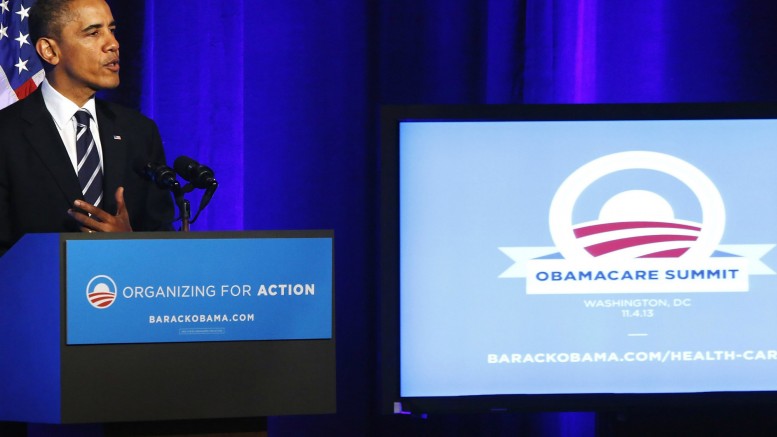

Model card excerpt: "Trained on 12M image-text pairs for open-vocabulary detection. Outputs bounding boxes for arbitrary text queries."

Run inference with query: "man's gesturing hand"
[68,187,133,233]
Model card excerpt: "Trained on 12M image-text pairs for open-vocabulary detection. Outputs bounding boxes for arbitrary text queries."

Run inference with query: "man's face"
[48,0,120,101]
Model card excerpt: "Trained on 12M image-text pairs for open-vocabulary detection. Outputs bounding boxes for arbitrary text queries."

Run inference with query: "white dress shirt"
[40,79,104,174]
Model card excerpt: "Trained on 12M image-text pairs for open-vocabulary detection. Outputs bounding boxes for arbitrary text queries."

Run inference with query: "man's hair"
[29,0,77,43]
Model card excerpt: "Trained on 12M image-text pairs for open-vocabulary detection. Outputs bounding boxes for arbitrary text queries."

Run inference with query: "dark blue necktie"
[75,109,103,208]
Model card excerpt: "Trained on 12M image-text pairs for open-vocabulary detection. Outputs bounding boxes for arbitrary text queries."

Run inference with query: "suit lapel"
[19,90,128,215]
[21,89,83,206]
[97,101,125,215]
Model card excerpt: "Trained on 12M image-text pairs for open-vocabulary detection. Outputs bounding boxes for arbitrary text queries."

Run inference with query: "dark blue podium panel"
[0,231,336,424]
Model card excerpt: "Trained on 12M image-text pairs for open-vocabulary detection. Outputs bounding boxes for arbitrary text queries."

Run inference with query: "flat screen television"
[380,103,777,414]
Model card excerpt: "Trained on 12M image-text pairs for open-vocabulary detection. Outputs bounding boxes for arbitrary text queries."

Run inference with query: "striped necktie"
[75,109,103,208]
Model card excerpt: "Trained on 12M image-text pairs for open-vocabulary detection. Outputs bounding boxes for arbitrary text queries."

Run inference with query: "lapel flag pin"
[113,135,122,140]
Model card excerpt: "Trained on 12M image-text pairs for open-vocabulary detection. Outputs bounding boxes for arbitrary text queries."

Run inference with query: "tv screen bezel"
[379,102,777,414]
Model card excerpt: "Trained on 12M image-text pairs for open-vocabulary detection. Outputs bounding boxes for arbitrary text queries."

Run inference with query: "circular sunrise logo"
[548,151,726,261]
[86,275,118,309]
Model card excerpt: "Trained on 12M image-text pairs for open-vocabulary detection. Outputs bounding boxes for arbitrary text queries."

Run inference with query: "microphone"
[134,159,180,191]
[173,156,217,189]
[173,156,218,224]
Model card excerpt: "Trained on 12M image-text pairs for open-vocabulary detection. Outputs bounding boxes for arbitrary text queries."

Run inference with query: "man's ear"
[35,38,60,65]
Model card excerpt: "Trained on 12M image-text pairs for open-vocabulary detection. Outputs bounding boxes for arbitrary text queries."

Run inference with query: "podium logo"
[86,275,118,309]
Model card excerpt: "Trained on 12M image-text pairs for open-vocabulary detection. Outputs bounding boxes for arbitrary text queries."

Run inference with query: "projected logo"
[86,275,118,309]
[499,151,775,294]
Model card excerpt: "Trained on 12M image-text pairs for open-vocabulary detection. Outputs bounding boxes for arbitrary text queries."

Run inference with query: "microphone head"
[174,155,216,189]
[134,159,179,191]
[133,158,154,179]
[173,155,198,180]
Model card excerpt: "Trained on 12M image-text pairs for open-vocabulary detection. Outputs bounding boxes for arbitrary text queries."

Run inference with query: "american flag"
[0,0,43,109]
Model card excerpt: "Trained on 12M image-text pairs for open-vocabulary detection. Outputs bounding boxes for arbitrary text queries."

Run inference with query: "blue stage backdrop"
[98,0,777,435]
[141,1,244,232]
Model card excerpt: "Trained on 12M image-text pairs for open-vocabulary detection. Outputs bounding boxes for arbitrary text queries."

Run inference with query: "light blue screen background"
[399,119,777,396]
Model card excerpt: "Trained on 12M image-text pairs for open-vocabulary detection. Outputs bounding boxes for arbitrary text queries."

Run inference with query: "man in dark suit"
[0,0,175,257]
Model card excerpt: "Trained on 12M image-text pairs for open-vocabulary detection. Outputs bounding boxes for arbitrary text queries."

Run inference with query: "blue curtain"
[108,0,777,435]
[139,1,245,231]
[523,0,777,103]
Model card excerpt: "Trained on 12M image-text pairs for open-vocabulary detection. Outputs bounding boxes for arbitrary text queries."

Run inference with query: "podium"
[0,231,335,426]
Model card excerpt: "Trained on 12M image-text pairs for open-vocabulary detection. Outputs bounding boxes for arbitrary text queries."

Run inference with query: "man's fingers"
[69,189,133,233]
[68,208,103,232]
[115,187,128,215]
[73,199,110,222]
[113,187,132,231]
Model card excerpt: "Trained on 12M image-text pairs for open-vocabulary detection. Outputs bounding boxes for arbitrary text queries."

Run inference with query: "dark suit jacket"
[0,88,175,256]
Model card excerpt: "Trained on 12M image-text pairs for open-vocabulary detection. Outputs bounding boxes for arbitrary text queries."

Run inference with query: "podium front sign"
[66,236,333,345]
